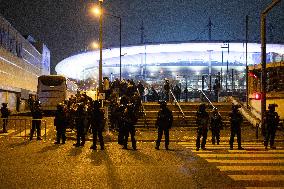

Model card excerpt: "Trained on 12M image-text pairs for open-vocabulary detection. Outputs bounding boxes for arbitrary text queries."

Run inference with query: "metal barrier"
[0,118,47,140]
[169,89,186,124]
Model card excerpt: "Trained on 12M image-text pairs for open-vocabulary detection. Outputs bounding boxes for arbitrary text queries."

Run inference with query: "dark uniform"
[74,104,86,147]
[164,80,170,102]
[90,100,105,150]
[229,105,244,150]
[155,101,173,150]
[30,102,43,140]
[1,103,10,133]
[264,104,279,149]
[117,96,128,145]
[210,108,222,145]
[54,104,67,144]
[196,104,209,151]
[122,103,138,150]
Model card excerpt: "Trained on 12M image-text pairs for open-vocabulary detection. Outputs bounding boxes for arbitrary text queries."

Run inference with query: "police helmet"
[159,101,167,108]
[199,103,206,111]
[93,100,100,109]
[57,103,64,109]
[268,104,278,111]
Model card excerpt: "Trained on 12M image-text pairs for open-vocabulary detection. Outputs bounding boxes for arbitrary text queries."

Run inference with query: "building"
[0,15,50,112]
[56,41,284,91]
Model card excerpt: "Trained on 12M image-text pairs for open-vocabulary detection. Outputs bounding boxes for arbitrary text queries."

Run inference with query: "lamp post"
[98,0,103,93]
[260,0,281,128]
[104,13,122,81]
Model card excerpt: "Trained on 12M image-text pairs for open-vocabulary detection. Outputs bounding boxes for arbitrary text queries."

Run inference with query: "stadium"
[55,41,284,90]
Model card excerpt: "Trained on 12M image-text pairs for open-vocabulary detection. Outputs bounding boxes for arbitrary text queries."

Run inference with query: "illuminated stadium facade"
[56,41,284,90]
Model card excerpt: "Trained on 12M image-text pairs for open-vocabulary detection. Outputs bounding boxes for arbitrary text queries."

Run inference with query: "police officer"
[1,103,10,133]
[73,103,86,147]
[54,103,67,144]
[210,108,223,145]
[196,104,209,151]
[155,101,173,150]
[90,100,105,150]
[117,96,128,145]
[122,102,138,150]
[264,104,280,150]
[229,105,244,150]
[30,101,43,140]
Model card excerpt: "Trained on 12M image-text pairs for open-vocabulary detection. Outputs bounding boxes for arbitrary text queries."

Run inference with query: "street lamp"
[98,0,103,93]
[92,5,122,81]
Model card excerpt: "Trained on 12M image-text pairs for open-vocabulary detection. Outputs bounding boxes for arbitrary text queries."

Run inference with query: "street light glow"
[91,7,101,16]
[91,41,99,49]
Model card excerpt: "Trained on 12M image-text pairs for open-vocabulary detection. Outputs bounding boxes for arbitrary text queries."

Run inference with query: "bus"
[37,75,77,111]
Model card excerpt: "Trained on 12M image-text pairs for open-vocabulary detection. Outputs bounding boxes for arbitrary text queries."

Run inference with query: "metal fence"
[0,118,47,140]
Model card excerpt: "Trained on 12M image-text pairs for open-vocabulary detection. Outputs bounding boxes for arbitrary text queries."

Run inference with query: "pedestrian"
[137,81,145,101]
[210,108,223,145]
[229,104,244,150]
[196,104,209,151]
[173,84,181,102]
[73,103,86,147]
[1,103,10,133]
[155,101,173,150]
[30,101,43,140]
[164,80,170,102]
[264,104,280,150]
[122,102,138,150]
[90,100,105,150]
[54,103,67,144]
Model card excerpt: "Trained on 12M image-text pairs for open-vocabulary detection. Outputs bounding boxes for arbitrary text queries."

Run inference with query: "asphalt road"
[0,117,283,189]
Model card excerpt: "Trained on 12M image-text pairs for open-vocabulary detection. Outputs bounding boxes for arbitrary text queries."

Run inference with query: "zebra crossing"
[178,139,284,189]
[178,140,284,188]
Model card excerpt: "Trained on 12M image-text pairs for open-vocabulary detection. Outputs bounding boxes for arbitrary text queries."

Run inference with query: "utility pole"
[245,15,249,108]
[98,0,103,93]
[261,0,281,128]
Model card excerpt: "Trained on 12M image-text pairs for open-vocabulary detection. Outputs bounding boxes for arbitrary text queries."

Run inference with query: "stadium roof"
[56,42,284,80]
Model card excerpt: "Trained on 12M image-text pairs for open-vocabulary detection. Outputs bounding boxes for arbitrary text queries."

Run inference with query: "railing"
[0,118,47,140]
[169,89,186,122]
[198,89,216,109]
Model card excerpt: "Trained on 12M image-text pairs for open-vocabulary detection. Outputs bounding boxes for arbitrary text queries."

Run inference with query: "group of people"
[0,89,281,151]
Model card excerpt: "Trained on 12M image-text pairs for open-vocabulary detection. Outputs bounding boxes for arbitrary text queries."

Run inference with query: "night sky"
[0,0,283,73]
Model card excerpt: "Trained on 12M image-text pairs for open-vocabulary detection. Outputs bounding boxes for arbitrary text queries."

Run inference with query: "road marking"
[217,165,284,171]
[207,159,284,164]
[228,175,284,181]
[0,129,16,136]
[246,187,284,189]
[197,153,284,158]
[14,129,31,137]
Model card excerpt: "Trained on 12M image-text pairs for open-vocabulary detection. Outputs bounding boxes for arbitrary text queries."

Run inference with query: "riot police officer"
[1,103,10,133]
[264,104,280,149]
[196,104,209,151]
[90,100,105,150]
[229,104,244,150]
[30,101,43,140]
[73,103,86,147]
[122,102,138,150]
[117,96,128,146]
[54,103,67,144]
[155,101,173,150]
[210,108,223,145]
